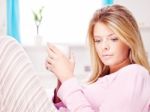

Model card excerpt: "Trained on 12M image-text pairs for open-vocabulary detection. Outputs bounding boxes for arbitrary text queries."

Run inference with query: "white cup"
[47,43,70,58]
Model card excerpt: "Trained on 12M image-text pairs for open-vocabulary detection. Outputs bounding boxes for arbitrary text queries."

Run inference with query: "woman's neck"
[109,58,131,73]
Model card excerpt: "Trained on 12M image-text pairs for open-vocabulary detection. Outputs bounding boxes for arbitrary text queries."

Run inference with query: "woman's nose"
[101,41,110,50]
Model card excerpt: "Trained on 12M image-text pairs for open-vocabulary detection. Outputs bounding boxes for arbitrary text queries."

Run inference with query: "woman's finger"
[47,43,60,54]
[47,57,55,65]
[47,46,56,59]
[45,60,54,72]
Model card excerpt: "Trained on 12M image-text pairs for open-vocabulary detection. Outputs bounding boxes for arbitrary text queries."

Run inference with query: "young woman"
[46,4,150,112]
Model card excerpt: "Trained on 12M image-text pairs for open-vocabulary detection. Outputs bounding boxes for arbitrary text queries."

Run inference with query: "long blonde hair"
[88,4,150,83]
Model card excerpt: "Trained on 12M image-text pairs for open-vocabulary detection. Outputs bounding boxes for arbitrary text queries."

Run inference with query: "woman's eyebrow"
[94,35,101,38]
[107,33,115,37]
[107,33,117,38]
[94,33,115,39]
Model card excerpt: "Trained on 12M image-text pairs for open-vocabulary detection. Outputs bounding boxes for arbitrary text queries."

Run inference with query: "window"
[20,0,102,45]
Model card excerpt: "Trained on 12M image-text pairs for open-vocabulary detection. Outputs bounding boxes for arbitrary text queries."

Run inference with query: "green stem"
[36,25,39,35]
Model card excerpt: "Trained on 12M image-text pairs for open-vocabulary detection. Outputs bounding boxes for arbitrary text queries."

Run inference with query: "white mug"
[47,43,70,58]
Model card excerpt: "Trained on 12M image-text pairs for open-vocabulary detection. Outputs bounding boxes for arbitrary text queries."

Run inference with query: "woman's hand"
[45,43,75,83]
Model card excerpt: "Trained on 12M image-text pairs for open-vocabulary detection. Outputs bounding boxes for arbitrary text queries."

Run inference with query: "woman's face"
[93,22,130,66]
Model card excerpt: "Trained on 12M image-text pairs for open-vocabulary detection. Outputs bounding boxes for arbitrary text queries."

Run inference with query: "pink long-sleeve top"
[54,64,150,112]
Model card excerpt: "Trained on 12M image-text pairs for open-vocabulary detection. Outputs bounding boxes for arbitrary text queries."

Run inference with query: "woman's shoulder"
[96,64,149,86]
[116,64,150,100]
[117,64,150,80]
[122,64,148,72]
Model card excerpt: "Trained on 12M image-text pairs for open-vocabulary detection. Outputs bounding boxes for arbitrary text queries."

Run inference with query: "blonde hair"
[87,4,150,83]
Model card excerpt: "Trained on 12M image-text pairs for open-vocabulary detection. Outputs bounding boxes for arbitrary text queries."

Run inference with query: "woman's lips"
[102,54,113,59]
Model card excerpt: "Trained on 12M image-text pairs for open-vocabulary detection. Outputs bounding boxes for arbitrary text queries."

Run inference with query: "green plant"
[32,6,44,35]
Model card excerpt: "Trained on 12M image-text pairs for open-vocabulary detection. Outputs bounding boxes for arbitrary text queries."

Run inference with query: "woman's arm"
[57,78,96,112]
[57,65,150,112]
[46,43,96,111]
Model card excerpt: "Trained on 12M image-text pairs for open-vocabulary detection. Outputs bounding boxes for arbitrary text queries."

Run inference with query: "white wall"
[115,0,150,27]
[0,0,6,35]
[19,0,102,45]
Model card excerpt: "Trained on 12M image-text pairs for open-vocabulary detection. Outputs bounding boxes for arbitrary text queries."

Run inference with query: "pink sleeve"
[57,78,95,112]
[54,102,69,112]
[52,95,66,109]
[52,88,68,111]
[52,96,69,112]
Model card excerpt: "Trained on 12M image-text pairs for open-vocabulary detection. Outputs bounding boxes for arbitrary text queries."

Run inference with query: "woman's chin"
[102,61,116,66]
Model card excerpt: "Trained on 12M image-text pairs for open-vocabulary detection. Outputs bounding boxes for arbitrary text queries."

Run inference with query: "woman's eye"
[111,38,118,42]
[94,40,101,43]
